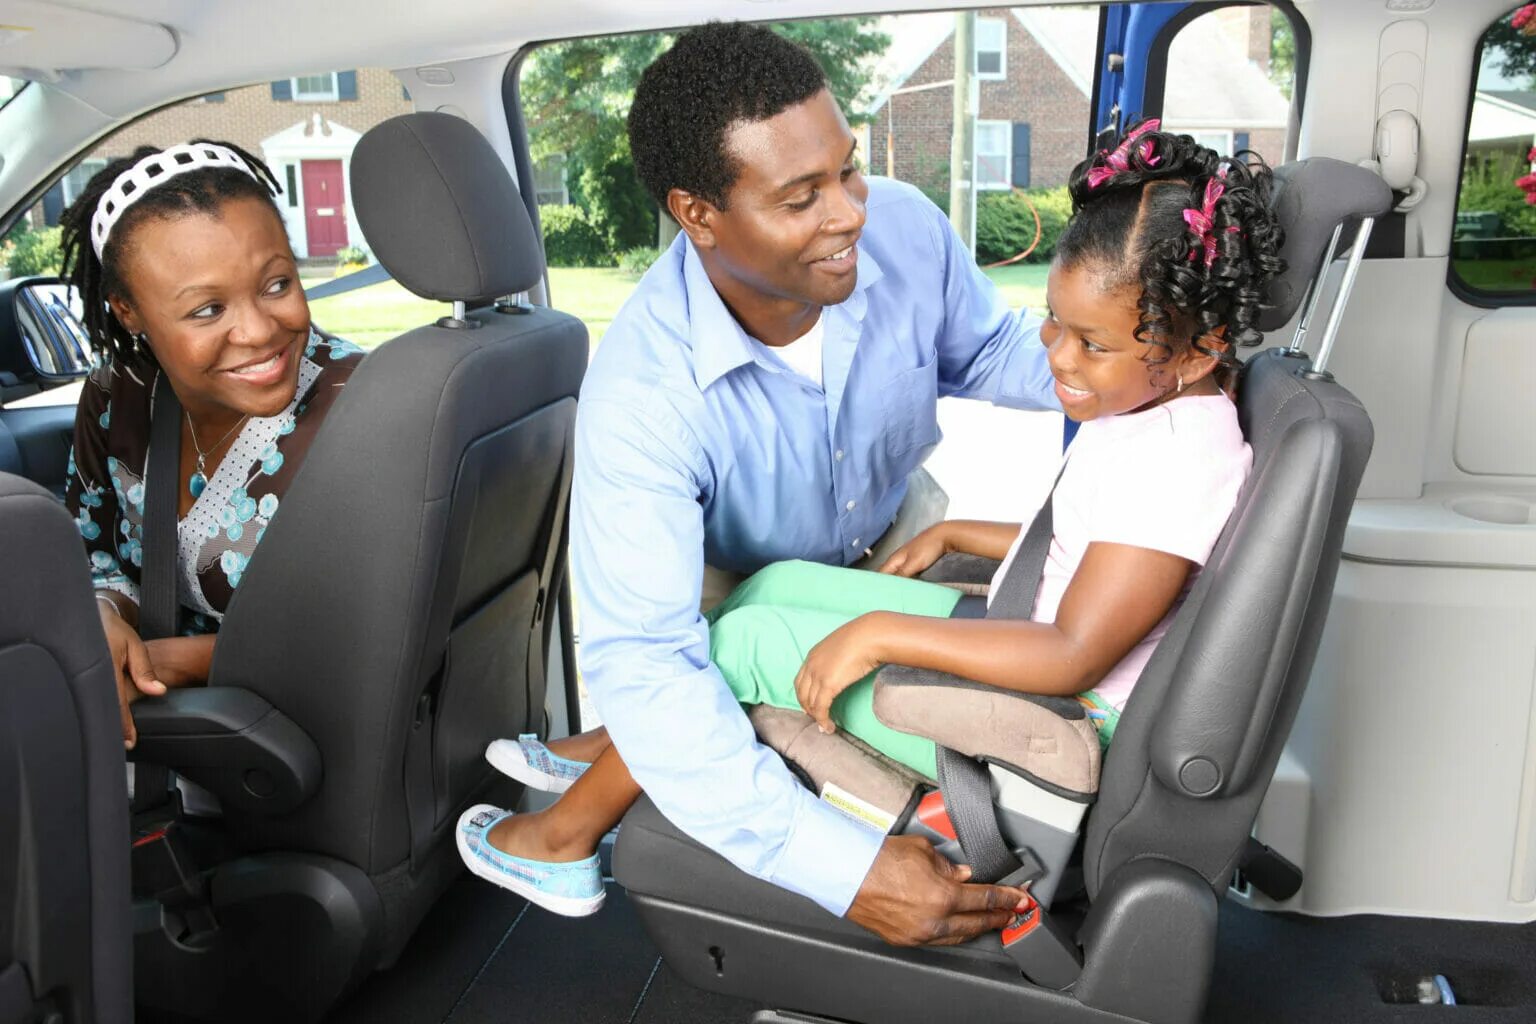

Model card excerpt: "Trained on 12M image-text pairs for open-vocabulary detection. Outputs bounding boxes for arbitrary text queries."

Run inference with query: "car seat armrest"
[129,687,322,816]
[918,552,1000,588]
[872,665,1100,798]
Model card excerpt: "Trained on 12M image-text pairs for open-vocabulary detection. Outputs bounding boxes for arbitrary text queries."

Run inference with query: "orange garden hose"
[982,188,1043,269]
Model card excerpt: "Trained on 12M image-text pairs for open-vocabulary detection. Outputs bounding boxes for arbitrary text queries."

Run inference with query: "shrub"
[1457,154,1536,238]
[539,205,610,267]
[334,244,370,271]
[617,246,661,279]
[5,225,64,276]
[975,187,1070,265]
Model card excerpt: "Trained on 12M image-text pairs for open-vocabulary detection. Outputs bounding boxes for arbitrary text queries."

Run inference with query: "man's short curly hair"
[628,21,828,216]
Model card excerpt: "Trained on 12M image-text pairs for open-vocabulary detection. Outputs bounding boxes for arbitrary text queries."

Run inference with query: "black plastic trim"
[130,687,323,816]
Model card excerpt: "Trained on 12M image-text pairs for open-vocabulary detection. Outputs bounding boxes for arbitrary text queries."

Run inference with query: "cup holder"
[1448,496,1536,526]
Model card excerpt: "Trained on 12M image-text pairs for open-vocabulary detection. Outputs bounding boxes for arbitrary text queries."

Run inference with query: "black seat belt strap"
[141,371,182,642]
[525,441,573,735]
[132,372,181,814]
[933,465,1064,884]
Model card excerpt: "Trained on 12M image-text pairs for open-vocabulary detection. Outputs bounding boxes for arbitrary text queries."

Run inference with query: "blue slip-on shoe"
[455,804,605,917]
[485,734,591,794]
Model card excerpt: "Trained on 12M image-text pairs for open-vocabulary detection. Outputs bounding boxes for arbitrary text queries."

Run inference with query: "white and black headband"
[89,143,259,260]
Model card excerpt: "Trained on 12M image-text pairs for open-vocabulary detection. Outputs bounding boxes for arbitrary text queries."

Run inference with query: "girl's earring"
[1176,372,1185,394]
[134,332,148,351]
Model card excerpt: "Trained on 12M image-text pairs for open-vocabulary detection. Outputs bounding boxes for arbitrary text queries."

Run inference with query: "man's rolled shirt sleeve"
[571,393,884,916]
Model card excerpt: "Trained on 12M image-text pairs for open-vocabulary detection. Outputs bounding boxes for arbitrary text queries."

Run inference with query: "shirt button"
[846,500,856,512]
[835,449,845,461]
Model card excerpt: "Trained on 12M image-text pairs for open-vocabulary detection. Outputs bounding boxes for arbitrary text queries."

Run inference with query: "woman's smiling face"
[1041,260,1199,422]
[108,196,311,423]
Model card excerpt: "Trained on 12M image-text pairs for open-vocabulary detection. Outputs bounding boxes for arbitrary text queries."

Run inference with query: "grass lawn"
[304,262,1048,352]
[1450,258,1536,294]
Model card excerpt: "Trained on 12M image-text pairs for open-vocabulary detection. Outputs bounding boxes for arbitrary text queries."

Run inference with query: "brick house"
[42,69,413,258]
[863,7,1290,197]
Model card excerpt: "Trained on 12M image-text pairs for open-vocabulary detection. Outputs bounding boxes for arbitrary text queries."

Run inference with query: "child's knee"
[735,559,815,605]
[709,605,792,700]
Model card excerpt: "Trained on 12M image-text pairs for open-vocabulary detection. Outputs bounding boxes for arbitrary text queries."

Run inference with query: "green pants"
[707,560,962,779]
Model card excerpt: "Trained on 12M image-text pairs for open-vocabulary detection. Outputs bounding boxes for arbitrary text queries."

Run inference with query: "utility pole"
[948,9,976,253]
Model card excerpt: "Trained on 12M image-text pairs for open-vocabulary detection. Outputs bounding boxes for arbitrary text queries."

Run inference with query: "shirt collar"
[684,236,886,392]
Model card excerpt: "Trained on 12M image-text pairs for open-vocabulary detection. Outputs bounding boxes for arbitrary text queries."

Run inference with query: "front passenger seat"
[126,113,589,1023]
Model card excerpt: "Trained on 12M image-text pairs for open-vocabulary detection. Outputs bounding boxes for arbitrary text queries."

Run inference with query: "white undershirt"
[768,313,825,388]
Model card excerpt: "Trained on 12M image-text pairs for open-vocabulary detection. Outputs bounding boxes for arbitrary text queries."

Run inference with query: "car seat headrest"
[1258,157,1394,332]
[350,112,543,306]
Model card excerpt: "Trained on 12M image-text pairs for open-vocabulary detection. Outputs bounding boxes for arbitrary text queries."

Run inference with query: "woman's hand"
[795,614,888,733]
[98,605,166,748]
[877,524,951,578]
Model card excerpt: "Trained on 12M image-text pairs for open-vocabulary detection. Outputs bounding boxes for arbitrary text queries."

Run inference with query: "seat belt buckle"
[131,822,220,945]
[1000,894,1083,991]
[903,789,965,863]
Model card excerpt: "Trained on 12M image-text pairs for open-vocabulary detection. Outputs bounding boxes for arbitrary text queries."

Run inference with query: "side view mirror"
[0,275,96,388]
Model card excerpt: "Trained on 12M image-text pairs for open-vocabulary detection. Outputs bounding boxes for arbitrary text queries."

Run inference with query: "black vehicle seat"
[0,472,131,1024]
[611,158,1391,1024]
[125,113,588,1023]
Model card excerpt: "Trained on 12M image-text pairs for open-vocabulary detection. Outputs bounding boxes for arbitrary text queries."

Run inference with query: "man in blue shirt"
[485,23,1059,944]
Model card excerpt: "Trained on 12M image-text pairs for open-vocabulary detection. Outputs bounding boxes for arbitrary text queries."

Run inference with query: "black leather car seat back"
[195,113,585,957]
[0,473,131,1024]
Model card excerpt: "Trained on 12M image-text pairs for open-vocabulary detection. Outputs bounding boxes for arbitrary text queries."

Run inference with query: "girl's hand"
[98,606,166,749]
[878,525,950,578]
[795,615,886,733]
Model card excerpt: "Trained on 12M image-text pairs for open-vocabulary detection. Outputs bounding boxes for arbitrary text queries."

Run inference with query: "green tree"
[519,19,890,258]
[1269,9,1295,100]
[1483,7,1536,85]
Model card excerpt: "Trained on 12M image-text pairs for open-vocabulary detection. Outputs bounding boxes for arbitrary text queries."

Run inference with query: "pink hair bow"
[1183,171,1228,269]
[1085,118,1162,189]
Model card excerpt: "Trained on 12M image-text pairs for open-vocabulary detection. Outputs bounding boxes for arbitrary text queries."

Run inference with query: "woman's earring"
[134,332,147,351]
[1176,372,1185,394]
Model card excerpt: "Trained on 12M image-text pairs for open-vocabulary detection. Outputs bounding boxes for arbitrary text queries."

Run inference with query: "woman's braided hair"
[1057,118,1285,386]
[58,139,284,368]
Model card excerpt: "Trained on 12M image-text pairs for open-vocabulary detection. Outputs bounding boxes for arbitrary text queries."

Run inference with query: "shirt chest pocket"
[880,351,941,458]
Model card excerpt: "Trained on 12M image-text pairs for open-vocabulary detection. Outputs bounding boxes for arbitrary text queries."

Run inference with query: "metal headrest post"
[1285,222,1343,357]
[1309,217,1375,379]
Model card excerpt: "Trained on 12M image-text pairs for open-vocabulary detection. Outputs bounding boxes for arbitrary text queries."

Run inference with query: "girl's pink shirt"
[988,393,1252,710]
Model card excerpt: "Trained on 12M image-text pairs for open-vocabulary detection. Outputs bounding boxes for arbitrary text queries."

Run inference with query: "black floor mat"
[329,875,766,1024]
[334,872,1536,1024]
[1209,901,1536,1022]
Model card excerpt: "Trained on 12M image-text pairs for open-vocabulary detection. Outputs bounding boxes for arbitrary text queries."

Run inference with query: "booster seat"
[612,158,1391,1024]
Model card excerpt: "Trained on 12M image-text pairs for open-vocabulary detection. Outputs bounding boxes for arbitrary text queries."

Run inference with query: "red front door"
[301,160,347,257]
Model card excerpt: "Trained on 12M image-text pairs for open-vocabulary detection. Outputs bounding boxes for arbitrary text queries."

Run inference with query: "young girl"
[457,120,1281,917]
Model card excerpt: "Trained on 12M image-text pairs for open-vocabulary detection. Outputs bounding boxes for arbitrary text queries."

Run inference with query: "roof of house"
[864,7,1288,130]
[1468,90,1536,145]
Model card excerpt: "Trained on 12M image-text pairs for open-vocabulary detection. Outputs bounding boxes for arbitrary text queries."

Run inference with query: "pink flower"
[1528,146,1536,163]
[1515,4,1536,30]
[1526,191,1536,205]
[1517,172,1536,192]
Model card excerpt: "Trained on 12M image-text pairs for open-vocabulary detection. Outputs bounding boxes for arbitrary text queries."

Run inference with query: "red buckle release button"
[1001,898,1041,946]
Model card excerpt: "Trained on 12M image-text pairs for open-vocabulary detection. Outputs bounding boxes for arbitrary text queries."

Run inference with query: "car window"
[1160,4,1298,170]
[1451,4,1536,302]
[2,67,424,380]
[0,77,26,116]
[518,7,1124,355]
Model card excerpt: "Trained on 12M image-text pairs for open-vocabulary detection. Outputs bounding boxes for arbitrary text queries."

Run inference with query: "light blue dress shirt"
[571,177,1058,916]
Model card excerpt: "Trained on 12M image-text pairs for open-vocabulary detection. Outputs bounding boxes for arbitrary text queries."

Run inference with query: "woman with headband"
[58,140,364,748]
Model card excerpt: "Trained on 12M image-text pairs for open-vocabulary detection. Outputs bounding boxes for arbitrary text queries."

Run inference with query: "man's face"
[703,89,868,310]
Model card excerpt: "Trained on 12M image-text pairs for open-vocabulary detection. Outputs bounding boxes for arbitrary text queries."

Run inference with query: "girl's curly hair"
[1056,118,1285,386]
[58,140,284,368]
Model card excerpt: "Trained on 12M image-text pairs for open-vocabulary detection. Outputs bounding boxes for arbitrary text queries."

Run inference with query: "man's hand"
[794,615,884,733]
[846,835,1030,946]
[877,524,950,579]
